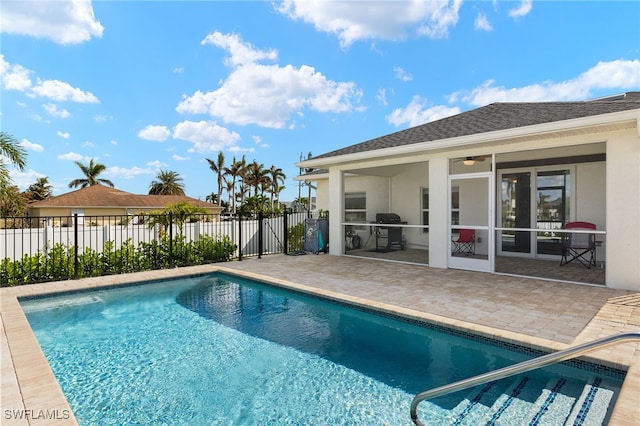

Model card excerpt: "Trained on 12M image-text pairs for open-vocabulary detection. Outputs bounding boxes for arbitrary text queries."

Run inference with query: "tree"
[0,132,27,197]
[146,201,208,236]
[206,152,226,209]
[298,152,315,210]
[243,161,270,197]
[149,170,185,195]
[0,185,27,218]
[26,177,53,201]
[69,159,114,188]
[205,192,218,204]
[225,155,246,214]
[224,178,234,210]
[268,165,286,209]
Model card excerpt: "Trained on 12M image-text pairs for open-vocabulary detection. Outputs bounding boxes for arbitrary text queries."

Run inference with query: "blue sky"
[1,1,639,203]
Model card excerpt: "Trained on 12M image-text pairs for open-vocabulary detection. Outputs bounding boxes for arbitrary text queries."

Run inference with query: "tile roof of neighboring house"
[28,184,220,210]
[313,92,640,160]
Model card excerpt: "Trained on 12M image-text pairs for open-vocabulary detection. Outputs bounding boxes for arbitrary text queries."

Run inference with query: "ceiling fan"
[455,155,491,165]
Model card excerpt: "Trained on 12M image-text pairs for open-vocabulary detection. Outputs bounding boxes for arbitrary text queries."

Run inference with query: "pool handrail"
[410,331,640,426]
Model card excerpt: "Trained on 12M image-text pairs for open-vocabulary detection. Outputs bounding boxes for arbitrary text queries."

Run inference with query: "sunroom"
[296,94,640,291]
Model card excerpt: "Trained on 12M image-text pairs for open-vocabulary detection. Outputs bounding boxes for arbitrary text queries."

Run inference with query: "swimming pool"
[21,272,625,425]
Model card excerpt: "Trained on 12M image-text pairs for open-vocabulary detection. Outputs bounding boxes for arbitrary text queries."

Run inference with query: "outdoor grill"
[375,213,406,250]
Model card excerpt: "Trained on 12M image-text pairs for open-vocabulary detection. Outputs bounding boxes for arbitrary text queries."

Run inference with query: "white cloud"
[57,152,86,161]
[0,0,104,45]
[509,0,532,18]
[461,59,640,106]
[19,138,44,152]
[376,88,388,106]
[252,135,269,148]
[173,120,241,153]
[276,0,462,47]
[172,154,190,161]
[9,168,47,191]
[57,131,71,139]
[386,96,460,127]
[30,79,99,103]
[394,66,413,82]
[138,125,171,142]
[82,141,94,148]
[146,160,167,169]
[474,13,493,31]
[1,56,98,106]
[228,146,255,154]
[104,166,153,179]
[110,140,118,145]
[0,55,32,91]
[201,32,278,67]
[178,33,361,128]
[94,114,112,122]
[43,103,71,118]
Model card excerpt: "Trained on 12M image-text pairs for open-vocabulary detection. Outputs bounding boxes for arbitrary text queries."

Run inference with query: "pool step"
[564,377,615,426]
[447,375,614,426]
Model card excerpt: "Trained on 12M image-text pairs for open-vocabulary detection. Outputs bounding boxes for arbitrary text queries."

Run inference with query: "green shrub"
[0,235,238,286]
[288,222,305,252]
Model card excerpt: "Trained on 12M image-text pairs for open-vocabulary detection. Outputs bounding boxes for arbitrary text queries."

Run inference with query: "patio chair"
[560,221,597,268]
[452,229,475,255]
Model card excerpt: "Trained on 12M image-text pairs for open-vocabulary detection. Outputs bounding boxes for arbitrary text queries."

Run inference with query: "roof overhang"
[296,109,639,169]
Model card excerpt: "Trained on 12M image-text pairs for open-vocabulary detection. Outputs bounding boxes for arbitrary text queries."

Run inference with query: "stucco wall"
[606,130,640,290]
[390,163,429,249]
[314,126,639,290]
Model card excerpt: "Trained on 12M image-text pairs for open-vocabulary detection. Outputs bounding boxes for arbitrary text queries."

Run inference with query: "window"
[344,192,366,222]
[421,188,429,233]
[451,186,460,225]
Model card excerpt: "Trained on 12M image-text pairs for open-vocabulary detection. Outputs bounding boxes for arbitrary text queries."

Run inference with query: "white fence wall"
[0,214,309,262]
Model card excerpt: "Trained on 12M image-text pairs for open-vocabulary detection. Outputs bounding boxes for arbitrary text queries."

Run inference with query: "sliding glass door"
[498,168,571,258]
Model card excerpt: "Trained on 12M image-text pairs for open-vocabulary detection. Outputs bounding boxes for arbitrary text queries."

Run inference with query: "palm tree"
[225,155,246,214]
[26,177,53,201]
[243,161,270,197]
[69,159,114,188]
[268,165,286,209]
[224,178,234,209]
[206,152,226,208]
[205,192,218,204]
[272,180,286,211]
[0,132,27,194]
[0,185,27,217]
[148,170,185,195]
[236,180,249,210]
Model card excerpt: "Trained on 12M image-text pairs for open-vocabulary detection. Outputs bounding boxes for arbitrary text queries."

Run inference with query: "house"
[296,92,640,291]
[27,184,222,226]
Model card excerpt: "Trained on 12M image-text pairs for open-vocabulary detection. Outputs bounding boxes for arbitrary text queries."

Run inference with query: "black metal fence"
[1,211,310,286]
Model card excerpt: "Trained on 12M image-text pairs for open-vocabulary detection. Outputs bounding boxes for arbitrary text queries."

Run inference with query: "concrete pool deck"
[2,254,639,425]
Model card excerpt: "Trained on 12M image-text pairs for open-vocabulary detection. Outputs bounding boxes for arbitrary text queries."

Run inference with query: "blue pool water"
[21,273,624,425]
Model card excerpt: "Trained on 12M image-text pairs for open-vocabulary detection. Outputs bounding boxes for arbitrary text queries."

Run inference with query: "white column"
[428,157,449,268]
[606,131,640,290]
[328,168,344,255]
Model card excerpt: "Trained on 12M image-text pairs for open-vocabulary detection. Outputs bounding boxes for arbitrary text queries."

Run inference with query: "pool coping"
[2,264,639,425]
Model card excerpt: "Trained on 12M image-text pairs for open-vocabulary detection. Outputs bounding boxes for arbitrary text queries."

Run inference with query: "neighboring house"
[27,185,222,226]
[296,92,640,291]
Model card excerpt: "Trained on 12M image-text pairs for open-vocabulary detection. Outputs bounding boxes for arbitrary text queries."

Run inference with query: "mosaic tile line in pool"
[16,273,213,302]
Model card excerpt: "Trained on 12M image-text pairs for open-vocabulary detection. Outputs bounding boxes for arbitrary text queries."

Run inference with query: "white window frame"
[421,187,429,233]
[344,192,366,223]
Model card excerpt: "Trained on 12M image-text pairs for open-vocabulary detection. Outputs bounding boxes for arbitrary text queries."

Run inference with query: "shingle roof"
[313,92,640,160]
[28,184,220,210]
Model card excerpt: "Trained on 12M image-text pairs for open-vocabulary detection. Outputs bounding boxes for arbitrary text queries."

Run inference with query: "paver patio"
[2,254,639,424]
